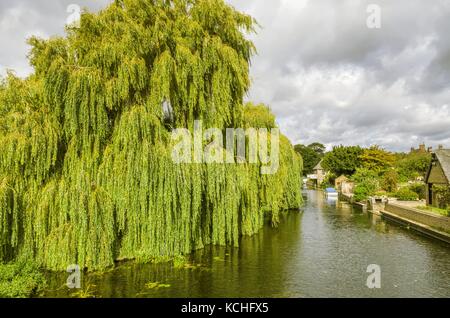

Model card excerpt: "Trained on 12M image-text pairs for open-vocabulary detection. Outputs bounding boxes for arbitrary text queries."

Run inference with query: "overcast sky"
[1,0,450,152]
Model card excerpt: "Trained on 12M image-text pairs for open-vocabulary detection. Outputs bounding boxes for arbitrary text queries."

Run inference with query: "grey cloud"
[0,0,111,76]
[231,0,450,151]
[1,0,450,151]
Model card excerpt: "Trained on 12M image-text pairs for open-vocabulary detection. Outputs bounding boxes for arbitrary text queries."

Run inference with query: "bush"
[0,260,46,298]
[353,184,370,202]
[396,152,432,181]
[395,188,419,201]
[351,168,380,202]
[320,173,336,190]
[381,170,398,193]
[433,185,450,209]
[409,183,426,200]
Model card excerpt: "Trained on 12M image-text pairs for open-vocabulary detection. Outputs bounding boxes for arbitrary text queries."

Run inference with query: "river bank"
[38,190,450,298]
[381,203,450,244]
[338,191,450,244]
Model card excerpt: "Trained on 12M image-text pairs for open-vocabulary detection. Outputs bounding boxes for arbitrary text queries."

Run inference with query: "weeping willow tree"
[0,0,302,271]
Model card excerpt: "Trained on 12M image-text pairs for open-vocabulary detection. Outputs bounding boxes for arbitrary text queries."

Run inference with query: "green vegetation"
[409,183,426,200]
[381,169,399,193]
[396,152,431,182]
[433,185,450,210]
[318,144,435,203]
[320,172,337,190]
[145,282,171,289]
[353,185,371,202]
[243,103,277,129]
[395,188,419,201]
[417,206,450,217]
[350,168,380,201]
[0,260,46,298]
[173,255,189,269]
[70,283,97,298]
[294,143,325,175]
[0,0,302,273]
[360,146,395,173]
[322,145,363,176]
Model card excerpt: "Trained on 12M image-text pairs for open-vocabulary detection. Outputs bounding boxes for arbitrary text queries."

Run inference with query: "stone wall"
[384,203,450,232]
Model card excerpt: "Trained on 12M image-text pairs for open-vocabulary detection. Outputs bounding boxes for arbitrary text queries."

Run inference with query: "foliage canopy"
[0,0,302,271]
[294,142,325,175]
[322,145,363,176]
[359,146,395,173]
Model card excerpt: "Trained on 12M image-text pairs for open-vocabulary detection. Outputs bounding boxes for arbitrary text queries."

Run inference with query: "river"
[40,190,450,298]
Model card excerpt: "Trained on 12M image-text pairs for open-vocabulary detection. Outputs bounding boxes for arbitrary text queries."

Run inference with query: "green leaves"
[359,146,395,173]
[322,145,364,176]
[0,0,302,271]
[294,143,325,176]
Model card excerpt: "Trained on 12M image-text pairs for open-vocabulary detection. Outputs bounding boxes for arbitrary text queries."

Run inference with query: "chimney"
[427,147,433,153]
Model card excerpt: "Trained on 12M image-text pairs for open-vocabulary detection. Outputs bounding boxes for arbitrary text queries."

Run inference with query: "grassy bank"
[417,206,450,217]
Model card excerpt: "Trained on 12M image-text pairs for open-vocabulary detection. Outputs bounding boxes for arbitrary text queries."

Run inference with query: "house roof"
[426,149,450,184]
[313,160,323,171]
[435,149,450,183]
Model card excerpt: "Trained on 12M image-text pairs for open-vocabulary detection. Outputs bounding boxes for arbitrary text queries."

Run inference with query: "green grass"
[417,206,450,217]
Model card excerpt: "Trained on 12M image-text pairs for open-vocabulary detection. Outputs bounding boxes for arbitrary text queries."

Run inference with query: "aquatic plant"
[173,255,189,269]
[145,282,171,289]
[0,0,302,272]
[0,260,46,298]
[70,282,97,298]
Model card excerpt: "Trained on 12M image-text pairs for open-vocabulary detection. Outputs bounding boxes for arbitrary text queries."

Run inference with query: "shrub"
[381,169,398,193]
[409,183,426,200]
[395,188,419,201]
[320,173,336,190]
[351,168,380,194]
[322,145,364,176]
[0,260,46,298]
[353,184,370,202]
[396,152,432,181]
[351,168,380,202]
[433,185,450,209]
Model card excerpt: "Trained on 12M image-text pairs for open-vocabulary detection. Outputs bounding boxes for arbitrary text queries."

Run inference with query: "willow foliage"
[0,0,302,271]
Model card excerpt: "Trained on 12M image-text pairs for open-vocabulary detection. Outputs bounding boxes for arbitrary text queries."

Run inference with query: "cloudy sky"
[1,0,450,151]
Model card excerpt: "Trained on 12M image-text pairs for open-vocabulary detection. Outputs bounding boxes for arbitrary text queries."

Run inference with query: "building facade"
[309,160,326,188]
[425,149,450,207]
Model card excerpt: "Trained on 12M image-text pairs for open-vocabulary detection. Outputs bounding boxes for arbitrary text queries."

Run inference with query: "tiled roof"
[313,160,323,171]
[435,149,450,183]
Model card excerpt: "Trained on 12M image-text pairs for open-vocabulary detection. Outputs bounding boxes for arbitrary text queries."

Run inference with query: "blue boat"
[325,188,338,198]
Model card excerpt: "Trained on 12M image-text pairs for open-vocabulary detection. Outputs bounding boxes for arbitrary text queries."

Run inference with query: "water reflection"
[41,190,450,298]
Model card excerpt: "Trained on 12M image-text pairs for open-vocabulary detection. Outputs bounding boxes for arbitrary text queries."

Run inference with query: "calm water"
[41,190,450,298]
